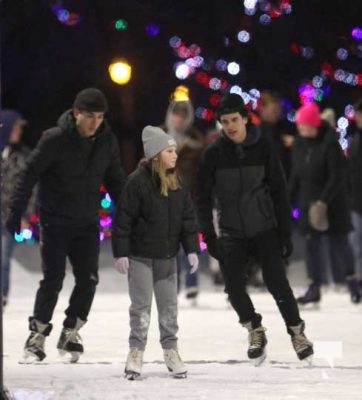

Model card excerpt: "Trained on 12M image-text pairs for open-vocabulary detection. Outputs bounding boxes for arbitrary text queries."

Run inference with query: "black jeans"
[306,232,355,286]
[220,229,301,327]
[32,223,100,328]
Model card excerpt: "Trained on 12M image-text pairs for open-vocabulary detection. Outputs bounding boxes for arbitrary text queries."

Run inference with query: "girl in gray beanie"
[112,125,200,379]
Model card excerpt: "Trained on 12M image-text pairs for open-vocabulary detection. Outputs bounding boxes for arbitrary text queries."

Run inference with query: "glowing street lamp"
[109,60,132,85]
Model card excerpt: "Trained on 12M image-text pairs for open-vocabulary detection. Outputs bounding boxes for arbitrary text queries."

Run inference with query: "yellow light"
[109,60,132,85]
[172,85,189,101]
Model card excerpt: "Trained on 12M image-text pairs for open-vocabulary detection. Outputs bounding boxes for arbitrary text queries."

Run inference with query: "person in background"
[7,88,125,362]
[197,93,313,366]
[113,126,199,379]
[259,91,294,180]
[161,100,205,303]
[289,102,361,306]
[0,110,30,306]
[348,98,362,287]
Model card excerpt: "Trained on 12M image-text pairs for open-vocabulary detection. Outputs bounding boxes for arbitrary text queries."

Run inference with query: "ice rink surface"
[3,249,362,400]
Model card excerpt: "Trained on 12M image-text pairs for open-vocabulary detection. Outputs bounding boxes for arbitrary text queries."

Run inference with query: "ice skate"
[163,348,187,378]
[125,347,143,380]
[297,284,321,309]
[243,321,267,367]
[57,318,85,363]
[23,319,52,363]
[346,277,361,304]
[186,287,198,307]
[288,320,314,363]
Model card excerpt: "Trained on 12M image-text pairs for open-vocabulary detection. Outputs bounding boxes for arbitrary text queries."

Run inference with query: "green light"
[115,19,128,31]
[14,233,24,243]
[101,199,111,209]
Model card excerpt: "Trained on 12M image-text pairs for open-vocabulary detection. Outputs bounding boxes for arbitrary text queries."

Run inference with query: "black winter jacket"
[348,128,362,215]
[112,163,199,259]
[197,124,291,240]
[10,110,125,227]
[289,123,352,234]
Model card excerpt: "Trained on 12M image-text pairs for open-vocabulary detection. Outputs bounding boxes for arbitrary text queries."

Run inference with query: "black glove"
[205,235,223,261]
[5,211,21,236]
[280,236,293,259]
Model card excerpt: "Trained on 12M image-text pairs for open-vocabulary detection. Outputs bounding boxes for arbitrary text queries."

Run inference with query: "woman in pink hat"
[289,102,360,306]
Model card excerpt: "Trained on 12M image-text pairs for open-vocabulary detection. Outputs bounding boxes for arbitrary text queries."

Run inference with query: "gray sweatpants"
[128,256,178,350]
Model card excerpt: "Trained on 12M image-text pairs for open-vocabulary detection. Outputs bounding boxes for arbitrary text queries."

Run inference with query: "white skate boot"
[163,348,187,378]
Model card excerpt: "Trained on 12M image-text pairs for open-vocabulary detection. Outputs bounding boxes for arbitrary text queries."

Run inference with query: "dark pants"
[220,229,301,327]
[306,232,355,286]
[32,223,100,328]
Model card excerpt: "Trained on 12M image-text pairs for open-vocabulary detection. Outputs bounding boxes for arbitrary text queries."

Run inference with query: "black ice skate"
[125,347,144,380]
[163,348,187,378]
[243,321,267,367]
[57,318,85,363]
[297,283,321,309]
[288,320,314,364]
[23,319,52,362]
[346,277,361,304]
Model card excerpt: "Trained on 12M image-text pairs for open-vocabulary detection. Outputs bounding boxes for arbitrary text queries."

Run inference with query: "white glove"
[115,257,129,274]
[187,253,199,274]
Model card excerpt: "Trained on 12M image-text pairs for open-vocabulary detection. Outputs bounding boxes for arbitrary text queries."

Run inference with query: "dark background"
[2,0,362,171]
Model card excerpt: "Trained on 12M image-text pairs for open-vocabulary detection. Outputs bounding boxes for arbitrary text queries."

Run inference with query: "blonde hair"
[152,156,180,197]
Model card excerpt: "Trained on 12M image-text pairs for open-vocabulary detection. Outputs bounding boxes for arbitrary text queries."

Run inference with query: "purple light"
[292,208,300,219]
[99,232,105,241]
[352,27,362,41]
[100,216,112,229]
[145,23,160,36]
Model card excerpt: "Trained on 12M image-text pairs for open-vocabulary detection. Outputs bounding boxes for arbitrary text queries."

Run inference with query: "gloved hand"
[114,257,130,274]
[187,253,199,274]
[280,236,293,259]
[6,211,21,236]
[206,236,223,261]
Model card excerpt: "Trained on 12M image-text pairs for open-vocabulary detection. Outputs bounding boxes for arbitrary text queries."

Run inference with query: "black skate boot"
[287,320,313,364]
[57,318,85,363]
[297,283,321,308]
[346,276,361,304]
[243,317,267,367]
[23,318,53,362]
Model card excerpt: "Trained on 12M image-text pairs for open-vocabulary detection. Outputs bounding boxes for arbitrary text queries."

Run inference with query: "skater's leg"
[256,229,302,327]
[1,224,16,300]
[305,232,324,287]
[32,224,69,324]
[220,237,259,325]
[351,212,362,281]
[128,257,153,351]
[65,223,100,327]
[153,258,178,350]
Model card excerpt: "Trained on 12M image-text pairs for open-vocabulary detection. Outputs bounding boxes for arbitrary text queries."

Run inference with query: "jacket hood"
[0,110,25,150]
[165,100,194,135]
[57,109,110,138]
[221,123,261,148]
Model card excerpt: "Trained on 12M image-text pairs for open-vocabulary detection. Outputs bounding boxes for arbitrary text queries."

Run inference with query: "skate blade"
[58,349,81,363]
[299,302,320,311]
[302,355,313,367]
[173,372,187,379]
[20,350,44,364]
[125,371,140,380]
[251,351,267,367]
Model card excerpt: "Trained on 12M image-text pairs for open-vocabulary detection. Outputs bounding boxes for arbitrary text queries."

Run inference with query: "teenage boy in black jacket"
[6,88,125,362]
[197,94,313,365]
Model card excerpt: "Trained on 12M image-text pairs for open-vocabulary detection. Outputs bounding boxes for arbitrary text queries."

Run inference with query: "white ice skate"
[163,348,187,378]
[125,347,144,380]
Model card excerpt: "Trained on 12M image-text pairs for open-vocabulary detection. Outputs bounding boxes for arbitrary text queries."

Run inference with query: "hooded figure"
[0,109,29,305]
[161,100,205,197]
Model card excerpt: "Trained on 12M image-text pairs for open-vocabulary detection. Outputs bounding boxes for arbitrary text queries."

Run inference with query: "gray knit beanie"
[142,126,177,159]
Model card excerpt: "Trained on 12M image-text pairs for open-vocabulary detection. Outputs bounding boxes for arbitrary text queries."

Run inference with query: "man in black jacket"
[6,88,125,362]
[197,94,313,365]
[349,98,362,286]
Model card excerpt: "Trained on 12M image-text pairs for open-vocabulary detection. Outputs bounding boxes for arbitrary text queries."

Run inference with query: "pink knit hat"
[295,103,322,128]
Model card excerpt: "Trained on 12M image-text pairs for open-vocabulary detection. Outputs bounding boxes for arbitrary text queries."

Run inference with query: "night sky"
[2,0,362,170]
